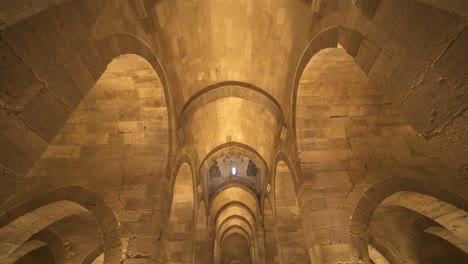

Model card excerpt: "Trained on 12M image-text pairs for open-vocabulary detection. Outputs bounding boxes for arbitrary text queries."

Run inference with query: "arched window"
[231,165,237,176]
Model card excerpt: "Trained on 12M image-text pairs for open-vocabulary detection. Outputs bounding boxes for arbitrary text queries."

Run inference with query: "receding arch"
[294,7,468,179]
[209,185,260,264]
[0,34,171,232]
[272,151,299,184]
[425,226,468,254]
[217,214,254,234]
[274,161,310,263]
[0,186,121,263]
[180,82,285,127]
[221,233,252,264]
[348,177,468,262]
[2,240,47,264]
[210,186,260,222]
[293,36,467,262]
[97,33,170,101]
[97,32,174,166]
[172,154,195,187]
[199,143,269,184]
[167,163,195,263]
[368,244,390,264]
[82,244,105,264]
[220,226,252,248]
[380,192,468,244]
[31,229,68,264]
[215,203,256,239]
[213,203,257,261]
[0,5,175,205]
[369,199,429,263]
[215,210,256,237]
[219,217,254,243]
[2,49,172,263]
[183,93,282,166]
[14,245,55,264]
[292,26,366,139]
[215,225,254,264]
[368,234,400,264]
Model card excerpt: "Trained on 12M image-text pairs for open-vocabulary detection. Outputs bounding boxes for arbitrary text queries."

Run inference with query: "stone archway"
[0,186,121,263]
[348,177,468,262]
[0,51,172,263]
[210,186,260,264]
[167,163,195,263]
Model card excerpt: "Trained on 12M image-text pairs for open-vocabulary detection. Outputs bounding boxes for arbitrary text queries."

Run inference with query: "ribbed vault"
[210,185,260,264]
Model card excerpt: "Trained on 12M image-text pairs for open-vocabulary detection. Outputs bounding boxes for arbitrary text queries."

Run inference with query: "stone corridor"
[0,0,467,263]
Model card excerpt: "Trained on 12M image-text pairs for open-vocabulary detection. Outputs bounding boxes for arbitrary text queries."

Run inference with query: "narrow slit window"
[231,165,237,176]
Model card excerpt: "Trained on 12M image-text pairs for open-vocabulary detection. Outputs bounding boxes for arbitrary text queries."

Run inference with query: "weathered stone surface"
[0,1,466,263]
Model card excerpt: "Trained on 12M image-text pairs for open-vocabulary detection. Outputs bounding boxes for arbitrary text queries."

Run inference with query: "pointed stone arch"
[221,233,252,264]
[293,10,467,178]
[96,33,174,168]
[291,22,468,260]
[0,186,121,263]
[167,163,195,263]
[0,45,172,263]
[348,177,468,262]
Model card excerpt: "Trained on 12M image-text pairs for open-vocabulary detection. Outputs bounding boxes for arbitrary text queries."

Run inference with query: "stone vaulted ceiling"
[0,0,467,263]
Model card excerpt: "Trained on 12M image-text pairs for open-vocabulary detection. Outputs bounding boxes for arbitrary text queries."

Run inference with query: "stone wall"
[0,0,467,263]
[294,47,464,262]
[263,197,279,264]
[0,0,110,203]
[274,161,310,263]
[345,0,468,180]
[0,54,171,263]
[166,163,194,263]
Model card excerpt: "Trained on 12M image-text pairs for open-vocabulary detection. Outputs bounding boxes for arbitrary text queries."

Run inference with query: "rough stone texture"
[221,234,252,264]
[0,0,106,207]
[425,226,468,254]
[295,47,465,263]
[0,200,85,262]
[370,207,422,263]
[194,201,208,263]
[166,163,194,263]
[32,229,70,264]
[0,54,170,263]
[368,244,390,264]
[274,162,310,263]
[209,186,261,264]
[0,0,467,263]
[344,0,468,181]
[263,197,279,264]
[15,246,55,264]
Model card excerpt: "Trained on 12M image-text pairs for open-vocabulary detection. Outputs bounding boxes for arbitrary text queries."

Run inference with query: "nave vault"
[0,0,467,263]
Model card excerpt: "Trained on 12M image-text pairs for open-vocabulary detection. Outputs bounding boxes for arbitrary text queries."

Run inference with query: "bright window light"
[231,165,237,176]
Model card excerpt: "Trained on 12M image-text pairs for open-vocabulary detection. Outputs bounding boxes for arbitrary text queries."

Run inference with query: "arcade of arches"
[0,0,467,263]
